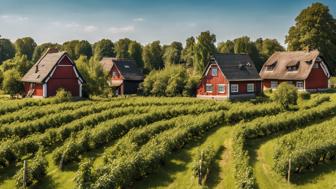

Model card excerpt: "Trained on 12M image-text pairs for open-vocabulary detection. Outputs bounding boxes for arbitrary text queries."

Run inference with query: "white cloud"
[108,25,135,34]
[83,25,98,33]
[0,15,29,23]
[133,17,144,22]
[65,22,80,28]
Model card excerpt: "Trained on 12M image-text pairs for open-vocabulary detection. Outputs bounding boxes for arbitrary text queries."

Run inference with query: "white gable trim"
[320,61,331,78]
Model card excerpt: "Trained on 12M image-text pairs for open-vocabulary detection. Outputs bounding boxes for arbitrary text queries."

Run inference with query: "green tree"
[14,37,37,60]
[272,82,298,109]
[0,38,15,64]
[194,31,217,74]
[286,2,336,72]
[128,41,143,69]
[93,39,115,61]
[255,38,284,62]
[163,41,183,66]
[76,40,93,59]
[233,36,263,70]
[2,69,23,97]
[114,38,131,58]
[181,37,195,67]
[1,54,33,76]
[142,41,164,73]
[32,43,61,62]
[217,40,234,53]
[62,40,79,60]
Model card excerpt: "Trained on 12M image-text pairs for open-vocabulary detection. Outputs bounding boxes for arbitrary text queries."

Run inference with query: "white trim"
[72,66,84,83]
[43,83,47,97]
[57,65,73,67]
[247,83,254,93]
[228,82,231,98]
[79,83,82,97]
[218,84,225,93]
[296,81,304,90]
[206,84,213,93]
[320,61,330,78]
[231,84,239,93]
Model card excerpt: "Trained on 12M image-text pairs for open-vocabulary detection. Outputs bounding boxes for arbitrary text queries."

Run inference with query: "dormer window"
[287,61,300,72]
[124,65,130,68]
[266,61,277,71]
[212,67,218,76]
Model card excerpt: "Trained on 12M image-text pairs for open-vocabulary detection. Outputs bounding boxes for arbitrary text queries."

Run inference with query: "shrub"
[75,160,94,189]
[272,82,298,109]
[55,88,72,102]
[192,145,216,185]
[298,91,311,100]
[2,69,24,97]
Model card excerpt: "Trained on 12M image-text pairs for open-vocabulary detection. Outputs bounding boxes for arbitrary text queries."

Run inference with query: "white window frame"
[218,84,225,93]
[112,71,117,77]
[247,83,254,93]
[271,81,278,89]
[211,67,218,76]
[206,84,213,93]
[231,84,239,93]
[296,81,304,89]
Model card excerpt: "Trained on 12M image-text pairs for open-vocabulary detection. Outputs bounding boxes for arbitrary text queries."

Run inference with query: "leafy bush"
[272,82,298,109]
[2,69,24,97]
[192,145,216,185]
[75,160,94,189]
[298,91,311,100]
[55,88,72,102]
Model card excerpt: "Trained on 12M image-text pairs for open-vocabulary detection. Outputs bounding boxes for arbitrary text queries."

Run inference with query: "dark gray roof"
[21,49,85,83]
[100,58,144,80]
[211,53,261,81]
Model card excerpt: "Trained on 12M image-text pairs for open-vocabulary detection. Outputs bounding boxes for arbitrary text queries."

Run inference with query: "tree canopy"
[14,37,37,60]
[194,31,217,74]
[0,38,15,64]
[93,39,115,61]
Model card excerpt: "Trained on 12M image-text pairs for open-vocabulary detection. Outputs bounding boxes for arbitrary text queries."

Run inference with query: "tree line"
[0,2,334,97]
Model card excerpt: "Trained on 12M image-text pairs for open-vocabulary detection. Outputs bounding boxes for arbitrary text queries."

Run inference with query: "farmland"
[0,95,336,189]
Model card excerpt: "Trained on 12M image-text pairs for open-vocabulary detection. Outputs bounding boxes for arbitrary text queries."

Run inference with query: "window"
[124,65,130,68]
[271,81,278,89]
[287,66,298,72]
[231,84,239,93]
[211,67,218,76]
[218,84,225,93]
[112,71,117,77]
[313,63,319,68]
[206,84,213,93]
[247,83,254,92]
[296,81,304,89]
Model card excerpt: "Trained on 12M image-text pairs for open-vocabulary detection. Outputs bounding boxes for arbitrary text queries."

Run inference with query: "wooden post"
[287,158,291,184]
[198,151,203,185]
[59,151,66,170]
[23,160,27,189]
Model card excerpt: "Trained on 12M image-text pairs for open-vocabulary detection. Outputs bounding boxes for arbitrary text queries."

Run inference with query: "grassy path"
[252,135,336,189]
[133,125,236,189]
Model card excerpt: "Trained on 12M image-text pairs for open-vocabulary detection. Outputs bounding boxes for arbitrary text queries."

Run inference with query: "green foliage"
[272,82,298,109]
[286,2,336,72]
[75,56,109,97]
[2,69,23,97]
[14,150,47,188]
[0,38,16,64]
[298,91,311,100]
[141,65,197,96]
[62,40,93,60]
[181,37,195,67]
[75,160,94,189]
[192,145,216,183]
[55,88,72,102]
[114,38,131,58]
[217,40,234,53]
[1,54,33,76]
[93,39,115,61]
[194,31,217,74]
[14,37,37,60]
[163,41,183,66]
[128,40,143,69]
[32,43,62,62]
[142,41,164,73]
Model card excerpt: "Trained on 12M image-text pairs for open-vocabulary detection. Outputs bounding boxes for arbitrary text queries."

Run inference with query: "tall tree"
[62,40,79,60]
[194,31,217,73]
[233,36,263,70]
[163,41,183,66]
[286,2,336,72]
[32,43,61,62]
[181,37,195,67]
[142,41,164,73]
[0,38,15,64]
[128,41,143,69]
[217,40,234,53]
[256,38,284,61]
[14,37,37,60]
[93,39,115,61]
[76,40,93,59]
[114,38,131,58]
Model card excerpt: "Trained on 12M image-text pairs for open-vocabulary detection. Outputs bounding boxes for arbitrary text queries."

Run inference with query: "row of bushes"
[232,98,336,188]
[52,104,227,166]
[273,116,336,177]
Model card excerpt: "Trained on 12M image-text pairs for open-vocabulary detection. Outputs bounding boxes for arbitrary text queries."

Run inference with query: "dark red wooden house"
[197,53,262,99]
[260,50,331,91]
[100,58,144,95]
[21,48,85,98]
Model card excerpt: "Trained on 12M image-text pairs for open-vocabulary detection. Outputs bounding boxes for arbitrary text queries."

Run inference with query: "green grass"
[133,125,236,189]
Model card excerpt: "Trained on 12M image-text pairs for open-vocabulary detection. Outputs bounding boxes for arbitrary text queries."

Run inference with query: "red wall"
[305,63,329,90]
[197,64,228,96]
[23,83,43,96]
[230,81,262,95]
[47,56,80,97]
[110,65,123,80]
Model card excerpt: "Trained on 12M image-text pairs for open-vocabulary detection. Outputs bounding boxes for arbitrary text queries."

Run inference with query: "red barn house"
[260,50,331,91]
[100,58,144,95]
[21,49,85,98]
[197,53,262,99]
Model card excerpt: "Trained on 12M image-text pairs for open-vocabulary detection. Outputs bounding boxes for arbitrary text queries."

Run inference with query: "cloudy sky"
[0,0,335,46]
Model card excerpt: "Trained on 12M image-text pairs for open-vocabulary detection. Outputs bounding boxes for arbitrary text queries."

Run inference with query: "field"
[0,95,336,189]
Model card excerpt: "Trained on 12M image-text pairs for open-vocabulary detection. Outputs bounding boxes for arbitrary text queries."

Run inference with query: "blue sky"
[0,0,335,46]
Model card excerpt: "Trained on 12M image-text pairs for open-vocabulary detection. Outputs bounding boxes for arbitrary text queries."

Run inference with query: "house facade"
[100,58,144,95]
[197,53,262,99]
[21,48,85,98]
[259,50,331,91]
